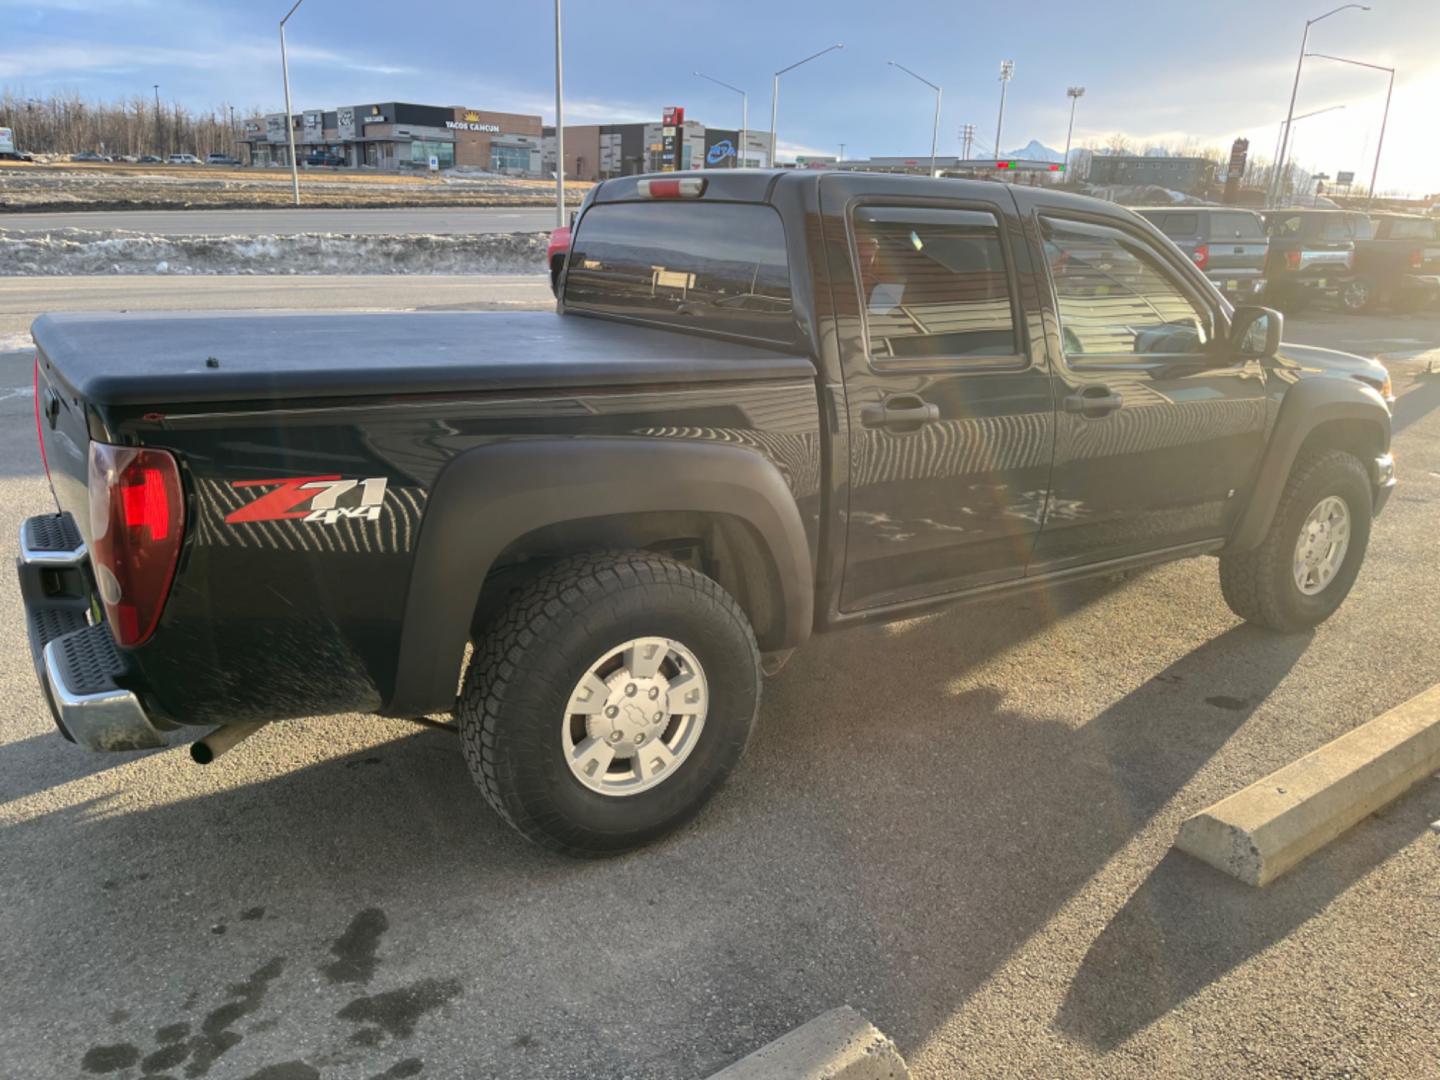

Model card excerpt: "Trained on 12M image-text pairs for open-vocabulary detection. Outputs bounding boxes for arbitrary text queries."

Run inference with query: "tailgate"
[33,352,94,549]
[1208,241,1268,273]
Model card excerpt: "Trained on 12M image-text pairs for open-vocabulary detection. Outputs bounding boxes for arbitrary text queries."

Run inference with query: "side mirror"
[1230,305,1282,359]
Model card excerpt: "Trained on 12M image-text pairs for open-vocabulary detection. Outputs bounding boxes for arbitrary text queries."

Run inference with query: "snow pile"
[0,228,549,276]
[1082,184,1214,207]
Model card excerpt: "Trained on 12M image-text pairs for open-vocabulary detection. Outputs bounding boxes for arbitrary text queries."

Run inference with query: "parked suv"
[205,153,240,166]
[305,151,345,167]
[1262,209,1364,311]
[1135,207,1268,303]
[167,153,202,165]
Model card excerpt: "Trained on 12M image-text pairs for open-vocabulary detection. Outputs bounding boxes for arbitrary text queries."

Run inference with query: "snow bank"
[0,228,548,276]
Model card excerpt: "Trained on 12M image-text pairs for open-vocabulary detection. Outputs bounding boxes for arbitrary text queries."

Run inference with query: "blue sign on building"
[707,140,736,165]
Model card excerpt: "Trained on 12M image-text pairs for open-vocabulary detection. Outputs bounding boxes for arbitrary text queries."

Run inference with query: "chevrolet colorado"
[21,170,1396,854]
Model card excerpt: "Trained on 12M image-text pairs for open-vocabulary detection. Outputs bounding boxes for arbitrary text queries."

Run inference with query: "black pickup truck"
[21,170,1396,855]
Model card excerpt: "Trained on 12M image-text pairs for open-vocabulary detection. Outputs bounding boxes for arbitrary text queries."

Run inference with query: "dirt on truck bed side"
[0,161,590,211]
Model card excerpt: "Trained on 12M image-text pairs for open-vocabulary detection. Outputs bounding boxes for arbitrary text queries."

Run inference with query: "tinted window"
[563,201,795,346]
[1210,212,1264,240]
[852,207,1018,363]
[1158,213,1199,238]
[1347,214,1374,241]
[1042,217,1210,360]
[1377,217,1437,240]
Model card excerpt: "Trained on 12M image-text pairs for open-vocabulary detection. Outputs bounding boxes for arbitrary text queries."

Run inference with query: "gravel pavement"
[0,283,1437,1080]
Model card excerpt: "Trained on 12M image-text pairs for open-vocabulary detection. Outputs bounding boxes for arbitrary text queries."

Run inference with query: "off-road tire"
[458,551,760,856]
[1219,450,1372,633]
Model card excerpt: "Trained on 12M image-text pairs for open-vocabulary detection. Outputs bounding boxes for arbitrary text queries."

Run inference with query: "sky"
[2,0,1438,194]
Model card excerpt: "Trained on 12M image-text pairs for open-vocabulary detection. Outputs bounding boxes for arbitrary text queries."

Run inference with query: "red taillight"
[33,355,49,482]
[88,442,185,647]
[1192,243,1210,271]
[1285,250,1301,271]
[1409,248,1423,269]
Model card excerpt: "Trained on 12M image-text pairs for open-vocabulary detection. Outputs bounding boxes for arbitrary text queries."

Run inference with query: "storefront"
[239,102,543,174]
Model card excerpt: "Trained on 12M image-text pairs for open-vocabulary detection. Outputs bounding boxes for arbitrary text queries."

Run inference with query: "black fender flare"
[1227,377,1391,552]
[384,437,814,716]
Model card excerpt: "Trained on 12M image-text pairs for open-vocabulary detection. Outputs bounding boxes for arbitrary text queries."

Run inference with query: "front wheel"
[458,551,760,855]
[1219,450,1373,633]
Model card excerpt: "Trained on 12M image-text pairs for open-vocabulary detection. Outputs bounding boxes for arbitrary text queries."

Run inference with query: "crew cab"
[1263,208,1363,310]
[21,171,1396,855]
[1134,206,1268,304]
[1353,213,1440,312]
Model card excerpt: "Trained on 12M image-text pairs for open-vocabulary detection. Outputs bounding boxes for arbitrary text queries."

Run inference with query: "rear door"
[1028,209,1269,569]
[1204,210,1268,279]
[820,174,1056,611]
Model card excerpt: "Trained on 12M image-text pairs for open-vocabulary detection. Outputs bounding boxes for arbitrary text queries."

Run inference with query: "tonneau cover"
[30,309,814,407]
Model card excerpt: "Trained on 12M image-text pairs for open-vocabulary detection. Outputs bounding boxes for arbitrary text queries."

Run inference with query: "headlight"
[1381,373,1393,402]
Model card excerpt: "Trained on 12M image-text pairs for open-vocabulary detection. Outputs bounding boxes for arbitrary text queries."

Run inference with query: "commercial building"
[241,102,544,174]
[1086,155,1217,194]
[542,121,773,181]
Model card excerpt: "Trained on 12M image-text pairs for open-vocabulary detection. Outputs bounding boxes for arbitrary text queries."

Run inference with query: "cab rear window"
[562,201,797,347]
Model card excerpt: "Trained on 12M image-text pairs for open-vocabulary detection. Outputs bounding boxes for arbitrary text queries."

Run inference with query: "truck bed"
[30,309,815,407]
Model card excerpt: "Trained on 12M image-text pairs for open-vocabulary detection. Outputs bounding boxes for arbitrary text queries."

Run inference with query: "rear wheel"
[1339,277,1377,314]
[458,551,760,855]
[1220,450,1372,632]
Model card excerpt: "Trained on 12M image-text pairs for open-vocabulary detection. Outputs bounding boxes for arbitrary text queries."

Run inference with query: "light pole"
[553,0,565,225]
[1063,86,1084,177]
[1266,104,1346,193]
[279,0,304,206]
[1305,52,1395,204]
[695,71,747,168]
[838,142,846,162]
[153,84,161,155]
[1271,4,1369,205]
[994,60,1014,161]
[770,44,843,168]
[888,60,942,178]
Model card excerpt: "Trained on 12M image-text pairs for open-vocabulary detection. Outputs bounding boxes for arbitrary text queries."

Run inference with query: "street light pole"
[695,72,747,168]
[1271,4,1369,206]
[554,0,565,225]
[1305,52,1395,205]
[994,60,1014,161]
[769,44,844,169]
[279,0,304,206]
[888,60,942,178]
[1063,86,1085,177]
[153,84,162,155]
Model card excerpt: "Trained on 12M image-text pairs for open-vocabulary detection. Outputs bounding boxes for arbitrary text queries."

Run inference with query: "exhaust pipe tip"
[190,721,267,765]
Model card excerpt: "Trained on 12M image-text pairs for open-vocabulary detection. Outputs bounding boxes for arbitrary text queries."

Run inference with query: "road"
[1,278,1439,1079]
[0,207,557,236]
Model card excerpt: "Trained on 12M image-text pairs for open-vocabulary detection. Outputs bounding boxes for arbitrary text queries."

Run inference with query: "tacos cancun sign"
[447,116,501,133]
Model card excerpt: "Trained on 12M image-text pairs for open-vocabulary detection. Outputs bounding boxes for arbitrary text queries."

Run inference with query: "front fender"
[385,437,814,717]
[1227,377,1391,552]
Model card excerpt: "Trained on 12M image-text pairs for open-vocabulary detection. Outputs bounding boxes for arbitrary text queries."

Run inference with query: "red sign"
[663,106,685,127]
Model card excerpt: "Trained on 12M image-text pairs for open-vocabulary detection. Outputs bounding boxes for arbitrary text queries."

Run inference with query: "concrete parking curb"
[1177,682,1440,886]
[706,1006,910,1079]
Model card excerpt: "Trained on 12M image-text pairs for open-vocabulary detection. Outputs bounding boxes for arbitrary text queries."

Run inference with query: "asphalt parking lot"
[1,286,1438,1079]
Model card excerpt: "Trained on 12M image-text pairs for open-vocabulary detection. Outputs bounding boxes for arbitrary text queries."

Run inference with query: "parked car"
[305,151,345,167]
[137,154,163,164]
[1262,208,1364,311]
[167,153,202,165]
[1134,207,1268,303]
[22,171,1396,854]
[1350,213,1440,312]
[205,153,240,166]
[70,151,110,163]
[547,219,573,294]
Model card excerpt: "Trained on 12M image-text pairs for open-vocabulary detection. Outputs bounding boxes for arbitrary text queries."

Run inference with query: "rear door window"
[563,201,796,346]
[851,206,1020,365]
[1211,212,1264,240]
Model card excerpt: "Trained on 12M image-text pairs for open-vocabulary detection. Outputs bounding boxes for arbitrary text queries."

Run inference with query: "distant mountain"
[1003,139,1064,163]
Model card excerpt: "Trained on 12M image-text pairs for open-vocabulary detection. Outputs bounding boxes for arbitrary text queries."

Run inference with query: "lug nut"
[605,706,619,718]
[625,684,637,696]
[653,712,663,723]
[634,734,645,744]
[648,686,660,700]
[609,731,624,742]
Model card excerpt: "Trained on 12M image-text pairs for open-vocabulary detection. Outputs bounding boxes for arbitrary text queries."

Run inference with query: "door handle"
[1063,385,1124,417]
[860,395,940,430]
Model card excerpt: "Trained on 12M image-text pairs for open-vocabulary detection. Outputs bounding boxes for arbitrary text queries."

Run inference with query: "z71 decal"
[225,475,389,526]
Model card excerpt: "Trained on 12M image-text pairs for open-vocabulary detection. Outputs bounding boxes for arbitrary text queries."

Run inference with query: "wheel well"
[470,511,786,649]
[1296,418,1383,473]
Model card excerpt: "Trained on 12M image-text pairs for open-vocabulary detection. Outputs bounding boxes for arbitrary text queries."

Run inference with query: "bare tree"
[1105,132,1132,155]
[1,87,260,158]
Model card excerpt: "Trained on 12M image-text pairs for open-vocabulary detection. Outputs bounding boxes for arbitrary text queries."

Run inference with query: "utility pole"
[153,84,161,155]
[960,123,975,160]
[279,0,305,206]
[1063,87,1085,177]
[995,60,1014,160]
[554,0,565,224]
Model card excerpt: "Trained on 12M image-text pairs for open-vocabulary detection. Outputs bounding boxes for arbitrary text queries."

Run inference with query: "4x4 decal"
[225,475,389,526]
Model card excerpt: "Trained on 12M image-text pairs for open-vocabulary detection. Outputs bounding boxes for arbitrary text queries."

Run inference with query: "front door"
[826,180,1057,612]
[1029,212,1269,570]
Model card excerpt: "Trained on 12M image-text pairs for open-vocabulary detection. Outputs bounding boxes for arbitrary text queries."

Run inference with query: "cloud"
[0,38,412,81]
